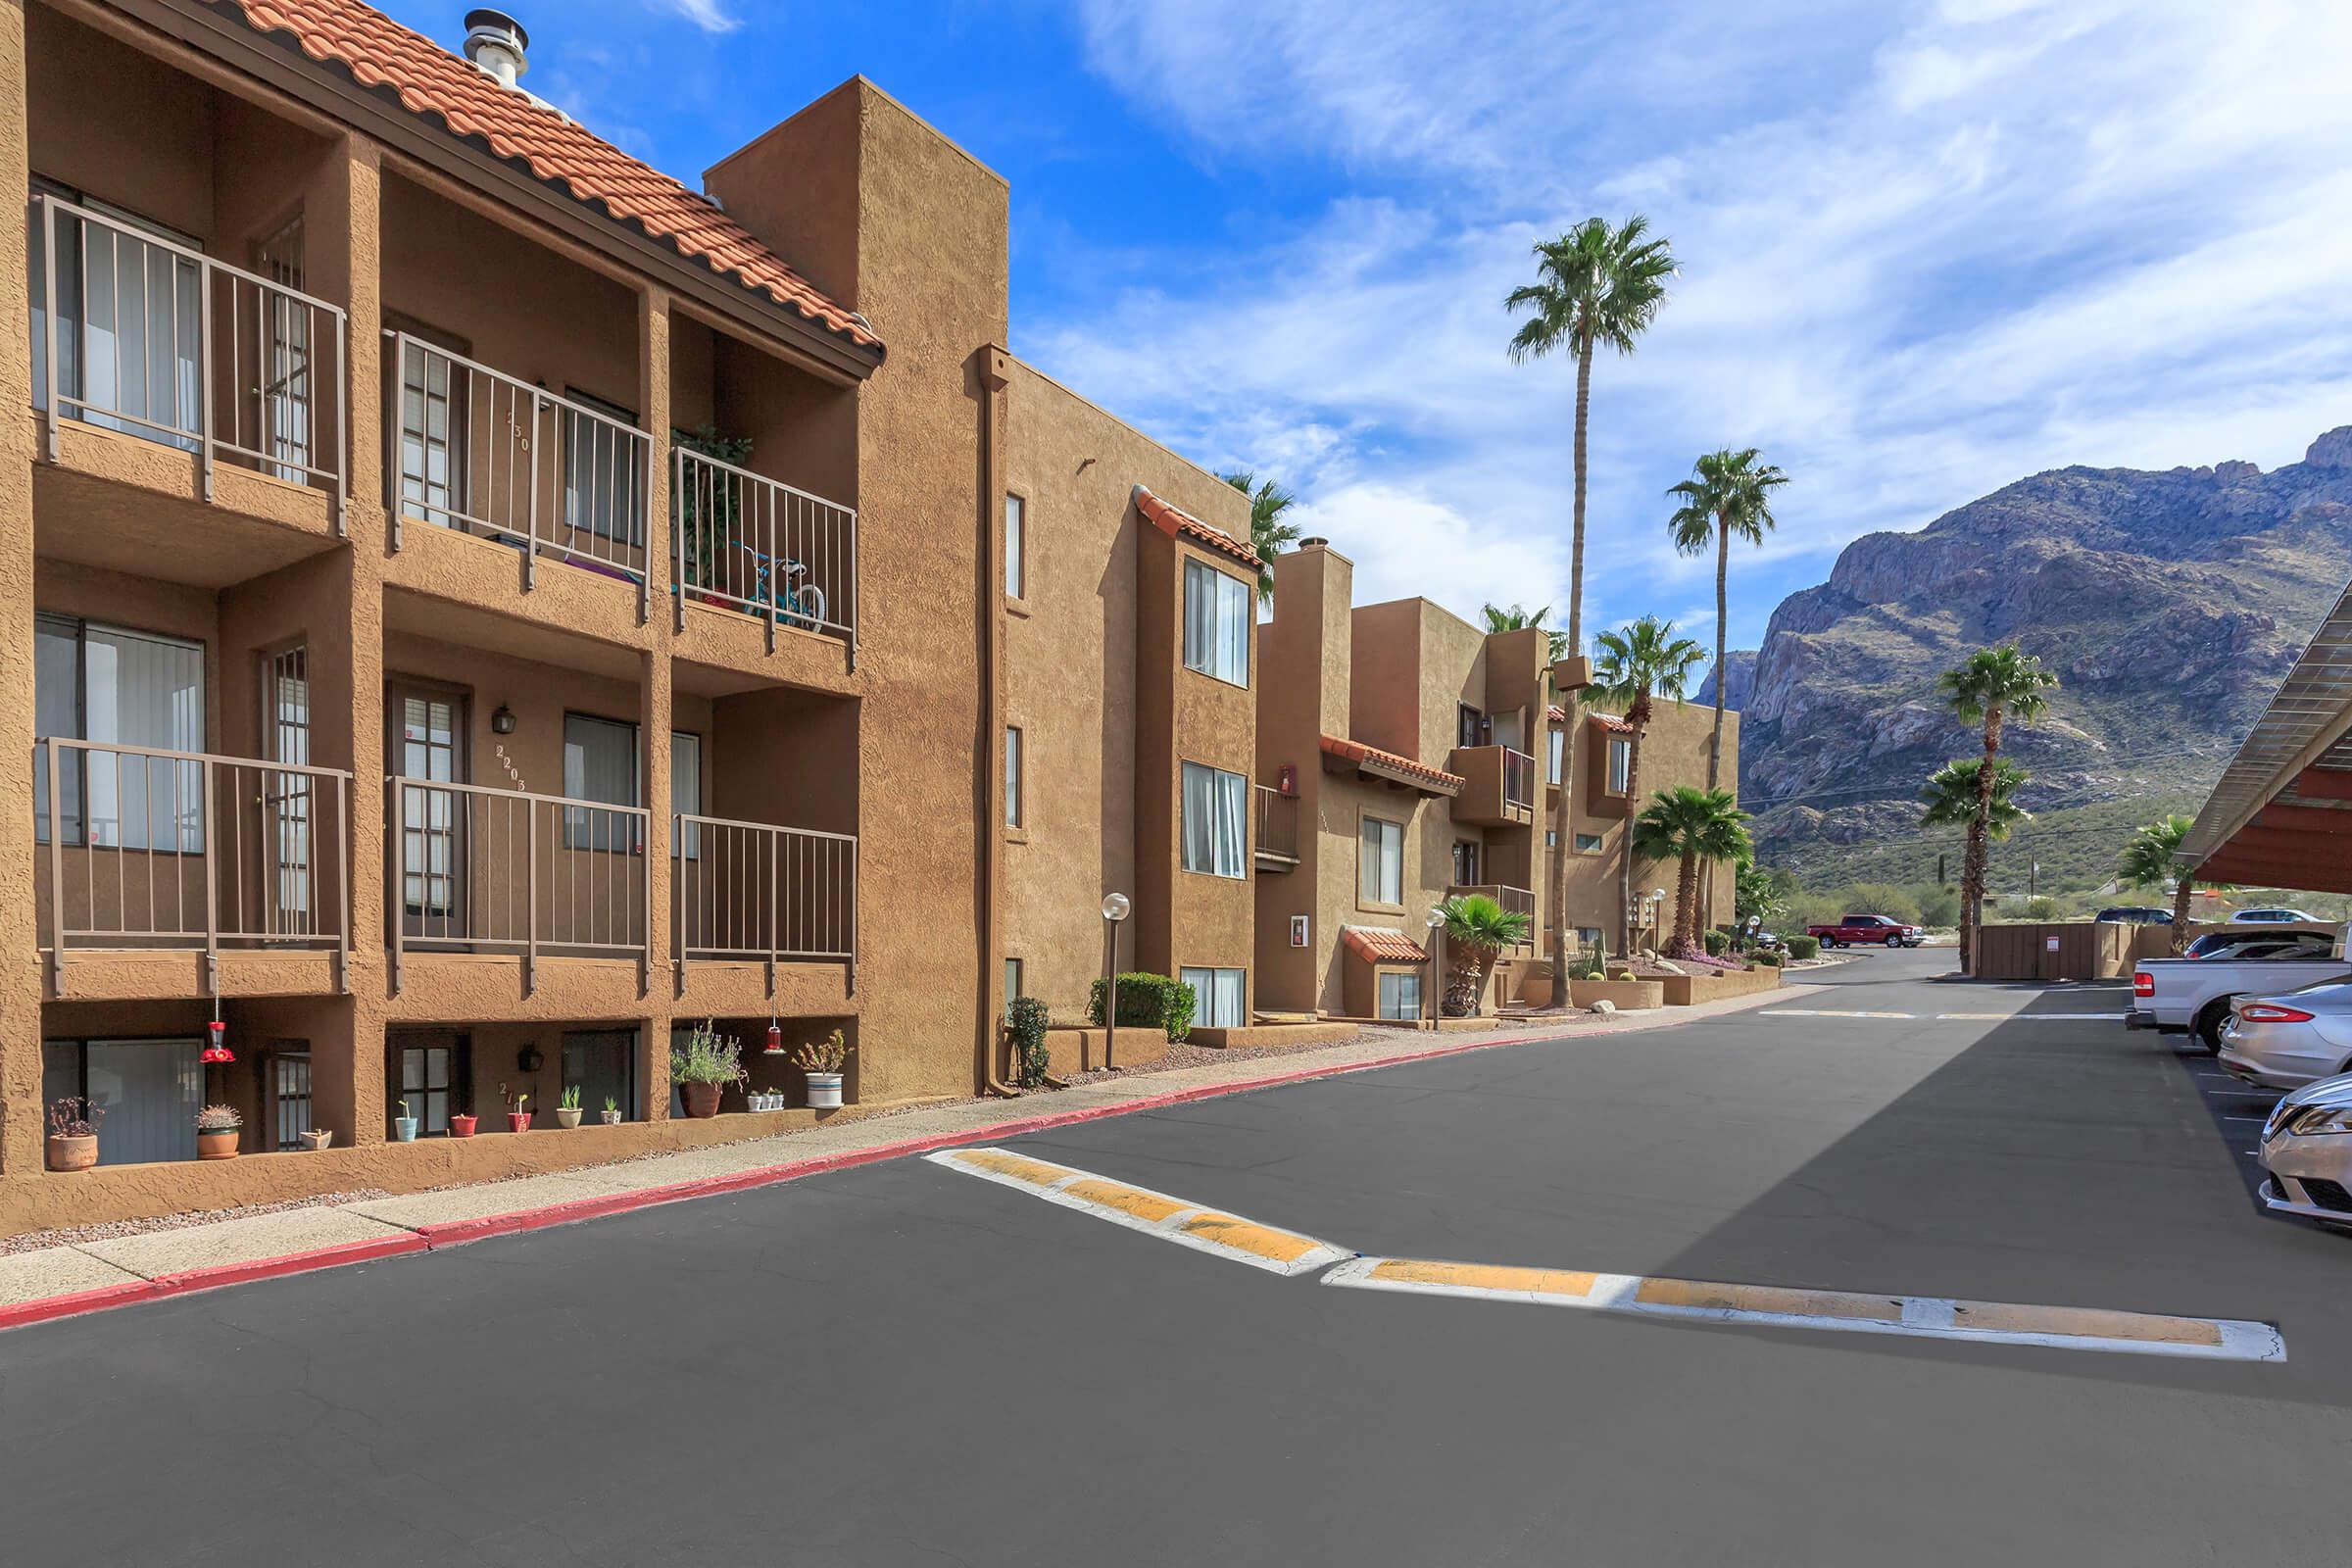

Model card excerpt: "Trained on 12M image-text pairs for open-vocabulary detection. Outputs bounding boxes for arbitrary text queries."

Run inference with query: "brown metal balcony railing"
[1253,784,1299,865]
[386,776,651,995]
[384,331,655,620]
[672,814,858,983]
[1500,747,1536,811]
[673,446,858,662]
[36,738,352,994]
[31,194,349,527]
[1446,882,1539,949]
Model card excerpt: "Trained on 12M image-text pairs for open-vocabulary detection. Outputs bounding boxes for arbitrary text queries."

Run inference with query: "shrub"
[1087,972,1196,1042]
[1786,935,1820,961]
[1007,996,1053,1088]
[793,1027,851,1074]
[1702,929,1729,956]
[1752,949,1786,967]
[1915,885,1961,928]
[671,1020,747,1086]
[2022,895,2060,921]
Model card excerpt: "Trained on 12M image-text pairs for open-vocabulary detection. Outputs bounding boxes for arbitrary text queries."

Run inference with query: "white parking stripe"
[1758,1008,1919,1019]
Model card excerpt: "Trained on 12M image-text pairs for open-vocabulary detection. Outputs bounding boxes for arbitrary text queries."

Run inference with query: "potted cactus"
[298,1128,334,1152]
[670,1020,745,1118]
[393,1097,419,1143]
[195,1104,242,1160]
[795,1027,851,1110]
[504,1087,533,1134]
[556,1085,584,1130]
[600,1096,622,1127]
[45,1096,102,1172]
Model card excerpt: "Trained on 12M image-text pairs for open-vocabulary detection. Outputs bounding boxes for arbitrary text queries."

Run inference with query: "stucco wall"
[1553,699,1740,947]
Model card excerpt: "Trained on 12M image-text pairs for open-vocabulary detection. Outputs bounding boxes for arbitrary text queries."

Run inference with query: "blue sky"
[384,0,2352,668]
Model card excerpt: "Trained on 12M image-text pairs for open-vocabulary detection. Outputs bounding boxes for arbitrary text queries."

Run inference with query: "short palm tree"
[1937,646,2058,972]
[1506,215,1676,997]
[1221,470,1298,603]
[2117,814,2213,956]
[1482,603,1568,665]
[1632,787,1750,957]
[1436,892,1535,1017]
[1666,447,1788,792]
[1921,759,2029,927]
[1592,615,1706,952]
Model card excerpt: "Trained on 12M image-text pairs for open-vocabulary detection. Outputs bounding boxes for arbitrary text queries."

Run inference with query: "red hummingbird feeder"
[201,1018,235,1065]
[763,1022,786,1055]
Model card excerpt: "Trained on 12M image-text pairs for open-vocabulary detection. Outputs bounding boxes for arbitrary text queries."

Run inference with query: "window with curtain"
[1180,761,1249,878]
[1004,494,1026,599]
[1182,559,1250,686]
[28,180,204,452]
[1608,736,1632,794]
[671,731,703,858]
[564,712,639,851]
[1005,727,1023,828]
[1180,966,1247,1028]
[563,387,646,550]
[45,1038,203,1164]
[1378,970,1422,1022]
[1547,728,1564,783]
[33,614,205,849]
[1004,957,1023,1006]
[1359,815,1403,906]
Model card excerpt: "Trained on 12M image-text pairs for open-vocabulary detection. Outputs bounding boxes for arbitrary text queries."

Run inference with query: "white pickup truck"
[2130,930,2347,1051]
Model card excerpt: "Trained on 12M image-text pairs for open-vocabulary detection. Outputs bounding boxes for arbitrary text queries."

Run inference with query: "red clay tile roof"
[226,1,880,355]
[1547,704,1567,722]
[1319,735,1465,794]
[1342,925,1428,964]
[1134,485,1259,570]
[1588,712,1634,733]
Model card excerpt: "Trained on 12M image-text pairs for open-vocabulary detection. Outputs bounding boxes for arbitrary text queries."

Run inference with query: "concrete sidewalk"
[0,983,1810,1329]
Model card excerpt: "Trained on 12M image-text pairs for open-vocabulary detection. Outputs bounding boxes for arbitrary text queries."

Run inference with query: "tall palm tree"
[2117,813,2216,956]
[1666,447,1788,792]
[1632,786,1750,957]
[1505,215,1677,998]
[1436,892,1536,1017]
[1221,469,1298,604]
[1937,647,2058,972]
[1482,603,1568,665]
[1591,615,1706,952]
[1920,757,2028,838]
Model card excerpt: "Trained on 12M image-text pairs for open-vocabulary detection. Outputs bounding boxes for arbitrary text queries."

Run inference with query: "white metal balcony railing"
[673,446,858,662]
[36,737,352,993]
[1501,747,1536,811]
[672,814,858,984]
[30,194,348,526]
[387,776,651,994]
[384,331,655,620]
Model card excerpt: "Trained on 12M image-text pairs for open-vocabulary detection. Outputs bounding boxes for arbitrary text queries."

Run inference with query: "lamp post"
[1101,892,1130,1070]
[1651,885,1668,948]
[1425,905,1448,1029]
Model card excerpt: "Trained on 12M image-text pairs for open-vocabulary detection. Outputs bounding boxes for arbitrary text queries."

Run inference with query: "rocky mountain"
[1740,427,2352,884]
[1694,649,1754,712]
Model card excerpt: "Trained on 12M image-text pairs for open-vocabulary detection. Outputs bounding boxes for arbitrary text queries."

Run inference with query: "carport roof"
[2182,581,2352,891]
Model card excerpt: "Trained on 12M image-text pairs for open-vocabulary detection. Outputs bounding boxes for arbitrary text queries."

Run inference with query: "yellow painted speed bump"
[924,1147,1351,1276]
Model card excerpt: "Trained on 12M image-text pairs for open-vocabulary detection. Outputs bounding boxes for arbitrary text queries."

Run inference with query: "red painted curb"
[0,1233,427,1333]
[0,1279,159,1330]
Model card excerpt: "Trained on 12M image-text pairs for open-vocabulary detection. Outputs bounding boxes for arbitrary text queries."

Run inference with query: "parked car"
[2094,906,2173,925]
[2130,932,2351,1051]
[2219,979,2352,1090]
[1807,913,1924,948]
[2230,907,2326,925]
[2185,931,2336,961]
[2258,1071,2352,1224]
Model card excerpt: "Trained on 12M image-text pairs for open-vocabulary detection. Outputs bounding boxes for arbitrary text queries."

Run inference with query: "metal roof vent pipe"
[463,9,529,88]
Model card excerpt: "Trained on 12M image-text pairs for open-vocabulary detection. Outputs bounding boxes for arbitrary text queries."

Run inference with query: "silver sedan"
[2219,981,2352,1091]
[2259,1072,2352,1225]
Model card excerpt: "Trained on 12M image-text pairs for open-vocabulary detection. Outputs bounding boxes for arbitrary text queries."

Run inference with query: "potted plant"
[299,1128,334,1152]
[556,1085,584,1130]
[670,1020,744,1118]
[45,1096,102,1172]
[393,1096,419,1143]
[794,1027,851,1110]
[505,1087,533,1134]
[600,1096,622,1127]
[450,1109,478,1138]
[195,1103,242,1160]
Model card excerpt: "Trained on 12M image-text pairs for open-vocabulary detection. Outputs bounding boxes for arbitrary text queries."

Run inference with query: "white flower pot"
[804,1072,844,1109]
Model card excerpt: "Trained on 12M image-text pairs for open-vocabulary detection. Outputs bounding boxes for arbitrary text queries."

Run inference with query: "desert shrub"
[1007,996,1052,1088]
[1752,949,1785,967]
[1703,929,1729,956]
[1786,935,1820,960]
[1914,885,1961,928]
[1086,972,1196,1041]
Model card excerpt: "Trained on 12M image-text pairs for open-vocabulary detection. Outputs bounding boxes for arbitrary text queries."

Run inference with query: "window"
[44,1038,204,1164]
[399,1040,458,1135]
[564,1029,636,1123]
[1004,957,1023,1006]
[1576,926,1603,948]
[671,731,703,858]
[1547,728,1564,783]
[1004,726,1023,829]
[1181,966,1247,1028]
[564,712,639,851]
[1378,970,1422,1022]
[1458,705,1487,749]
[1607,736,1632,794]
[1180,761,1249,878]
[1004,494,1026,599]
[1182,559,1250,686]
[272,1052,313,1152]
[563,387,646,550]
[1574,832,1604,854]
[1545,830,1556,848]
[34,614,206,849]
[29,181,205,451]
[1360,815,1403,906]
[1452,841,1479,886]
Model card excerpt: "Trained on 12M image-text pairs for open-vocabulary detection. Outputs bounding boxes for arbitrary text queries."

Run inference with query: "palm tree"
[1221,470,1298,604]
[1937,646,2059,972]
[2117,814,2216,956]
[1921,759,2030,931]
[1632,787,1750,957]
[1482,603,1568,665]
[1505,215,1677,998]
[1436,892,1535,1017]
[1666,447,1788,792]
[1591,615,1706,952]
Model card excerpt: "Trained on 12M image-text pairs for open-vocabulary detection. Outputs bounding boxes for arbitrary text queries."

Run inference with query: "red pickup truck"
[1808,913,1925,949]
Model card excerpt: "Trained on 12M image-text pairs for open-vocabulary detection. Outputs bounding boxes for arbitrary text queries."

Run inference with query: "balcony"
[672,447,858,662]
[1253,784,1299,870]
[31,194,349,534]
[1446,883,1538,951]
[672,815,858,982]
[1446,745,1537,827]
[35,738,352,997]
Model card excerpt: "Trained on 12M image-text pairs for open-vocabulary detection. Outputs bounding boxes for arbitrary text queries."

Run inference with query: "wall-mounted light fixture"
[491,704,517,735]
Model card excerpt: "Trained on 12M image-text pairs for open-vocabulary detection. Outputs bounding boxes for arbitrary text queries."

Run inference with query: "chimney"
[463,9,529,88]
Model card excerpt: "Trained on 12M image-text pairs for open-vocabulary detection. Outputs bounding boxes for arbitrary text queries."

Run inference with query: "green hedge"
[1785,935,1820,961]
[1751,949,1786,968]
[1086,972,1196,1042]
[1007,996,1052,1088]
[1703,929,1729,956]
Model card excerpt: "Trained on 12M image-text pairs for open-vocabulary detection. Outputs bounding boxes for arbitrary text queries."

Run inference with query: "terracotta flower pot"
[196,1128,241,1160]
[506,1110,533,1134]
[45,1133,96,1173]
[555,1106,582,1129]
[449,1114,477,1138]
[679,1080,722,1119]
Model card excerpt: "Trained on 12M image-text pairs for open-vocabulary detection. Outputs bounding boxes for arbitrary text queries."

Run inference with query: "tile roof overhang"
[1342,924,1429,964]
[1587,712,1635,734]
[1319,735,1464,797]
[205,0,882,370]
[1134,485,1259,571]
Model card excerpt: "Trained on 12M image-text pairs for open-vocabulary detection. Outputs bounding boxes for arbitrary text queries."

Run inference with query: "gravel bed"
[2,1188,396,1258]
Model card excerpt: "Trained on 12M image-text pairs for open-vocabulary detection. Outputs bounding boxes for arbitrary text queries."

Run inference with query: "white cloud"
[655,0,740,33]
